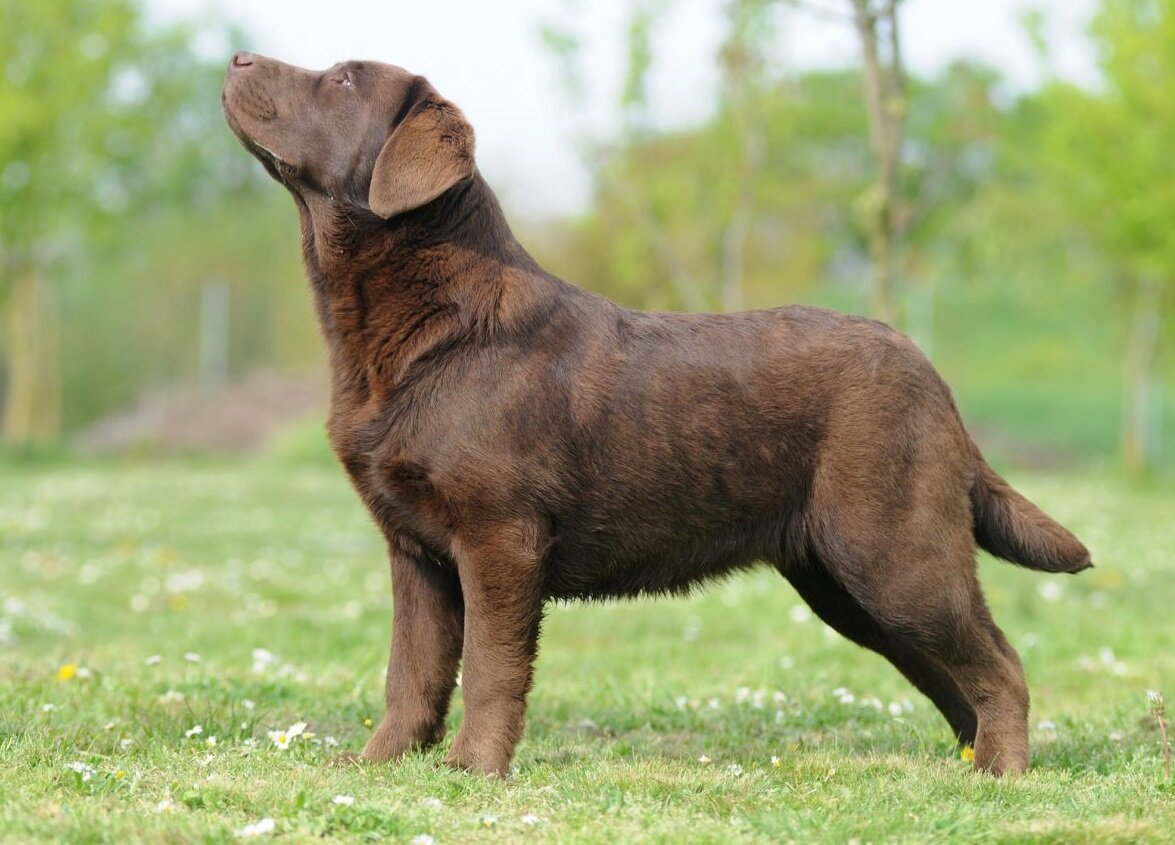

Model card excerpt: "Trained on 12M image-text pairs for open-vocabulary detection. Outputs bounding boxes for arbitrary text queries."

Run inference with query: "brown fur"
[222,52,1091,777]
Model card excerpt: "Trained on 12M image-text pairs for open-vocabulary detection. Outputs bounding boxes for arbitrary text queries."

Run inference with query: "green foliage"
[0,0,135,255]
[1026,0,1175,280]
[0,0,244,262]
[1,460,1173,841]
[0,0,314,437]
[989,0,1175,474]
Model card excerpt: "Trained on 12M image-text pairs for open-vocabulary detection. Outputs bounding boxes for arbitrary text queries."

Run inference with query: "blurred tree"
[1023,0,1175,475]
[781,4,999,346]
[541,0,781,311]
[898,61,1005,354]
[552,0,991,332]
[0,0,247,447]
[539,1,1166,469]
[591,68,867,310]
[544,19,1002,326]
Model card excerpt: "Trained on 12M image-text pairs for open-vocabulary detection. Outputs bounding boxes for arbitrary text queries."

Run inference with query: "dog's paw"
[443,744,510,777]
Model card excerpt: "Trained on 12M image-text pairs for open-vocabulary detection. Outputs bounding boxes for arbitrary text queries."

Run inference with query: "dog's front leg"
[362,534,464,762]
[444,521,546,776]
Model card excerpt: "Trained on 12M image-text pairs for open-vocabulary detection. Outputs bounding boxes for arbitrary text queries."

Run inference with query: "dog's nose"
[231,51,256,69]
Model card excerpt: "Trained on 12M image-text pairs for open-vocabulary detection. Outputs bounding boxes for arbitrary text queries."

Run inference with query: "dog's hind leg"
[804,408,1032,772]
[362,533,465,763]
[782,560,978,748]
[815,531,1031,774]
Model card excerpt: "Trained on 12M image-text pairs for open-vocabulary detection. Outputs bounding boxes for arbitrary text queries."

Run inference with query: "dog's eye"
[340,72,354,89]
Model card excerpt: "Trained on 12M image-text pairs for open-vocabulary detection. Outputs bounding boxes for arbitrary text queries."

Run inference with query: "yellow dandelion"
[57,663,77,682]
[363,718,373,729]
[115,770,125,780]
[960,745,975,762]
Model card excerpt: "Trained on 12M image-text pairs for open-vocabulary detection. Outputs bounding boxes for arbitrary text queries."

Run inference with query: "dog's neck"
[295,172,548,402]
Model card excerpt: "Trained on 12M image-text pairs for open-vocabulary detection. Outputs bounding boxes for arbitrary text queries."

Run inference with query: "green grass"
[1,460,1172,843]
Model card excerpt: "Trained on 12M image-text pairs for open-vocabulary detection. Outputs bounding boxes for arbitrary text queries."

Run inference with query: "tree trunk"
[851,0,905,326]
[1121,275,1162,477]
[1,267,63,448]
[717,0,770,314]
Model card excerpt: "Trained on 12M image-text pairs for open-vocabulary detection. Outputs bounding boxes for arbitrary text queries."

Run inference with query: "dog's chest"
[328,404,455,548]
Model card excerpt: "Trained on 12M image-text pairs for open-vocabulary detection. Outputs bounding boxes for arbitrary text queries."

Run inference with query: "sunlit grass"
[1,460,1172,842]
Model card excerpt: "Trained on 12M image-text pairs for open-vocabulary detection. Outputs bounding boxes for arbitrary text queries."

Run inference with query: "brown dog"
[222,53,1090,776]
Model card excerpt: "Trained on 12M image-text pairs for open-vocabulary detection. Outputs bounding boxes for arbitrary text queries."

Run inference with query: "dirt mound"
[77,370,328,455]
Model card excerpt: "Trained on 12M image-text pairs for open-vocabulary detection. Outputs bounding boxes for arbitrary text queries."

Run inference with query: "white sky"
[147,0,1099,217]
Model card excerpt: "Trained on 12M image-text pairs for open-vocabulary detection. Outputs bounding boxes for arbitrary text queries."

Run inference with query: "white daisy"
[267,730,291,750]
[65,761,94,782]
[233,817,275,838]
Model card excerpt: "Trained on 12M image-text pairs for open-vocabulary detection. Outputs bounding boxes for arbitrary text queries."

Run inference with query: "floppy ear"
[368,96,476,219]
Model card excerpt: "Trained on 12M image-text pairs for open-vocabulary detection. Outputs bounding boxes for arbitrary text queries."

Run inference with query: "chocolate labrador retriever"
[222,53,1090,776]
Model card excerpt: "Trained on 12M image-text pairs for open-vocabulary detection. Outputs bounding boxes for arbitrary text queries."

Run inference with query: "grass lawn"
[1,459,1172,843]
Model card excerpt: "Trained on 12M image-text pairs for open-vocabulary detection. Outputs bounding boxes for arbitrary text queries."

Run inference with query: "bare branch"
[881,1,906,155]
[852,0,886,161]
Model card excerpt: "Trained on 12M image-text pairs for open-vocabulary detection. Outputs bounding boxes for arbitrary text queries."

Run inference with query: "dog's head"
[222,53,475,218]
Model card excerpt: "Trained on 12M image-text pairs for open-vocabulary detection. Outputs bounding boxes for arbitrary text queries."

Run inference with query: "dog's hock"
[369,96,476,219]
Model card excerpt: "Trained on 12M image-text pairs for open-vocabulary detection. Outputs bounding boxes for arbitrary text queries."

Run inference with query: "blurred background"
[1,0,1172,477]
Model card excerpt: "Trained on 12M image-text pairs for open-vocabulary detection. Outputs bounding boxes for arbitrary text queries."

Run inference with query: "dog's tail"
[968,440,1092,573]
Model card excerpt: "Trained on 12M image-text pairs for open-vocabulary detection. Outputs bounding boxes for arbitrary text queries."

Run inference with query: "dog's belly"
[542,527,776,601]
[539,460,811,601]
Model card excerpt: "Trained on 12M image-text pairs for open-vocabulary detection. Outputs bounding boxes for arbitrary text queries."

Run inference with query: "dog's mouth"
[248,138,297,185]
[223,98,297,183]
[249,138,284,166]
